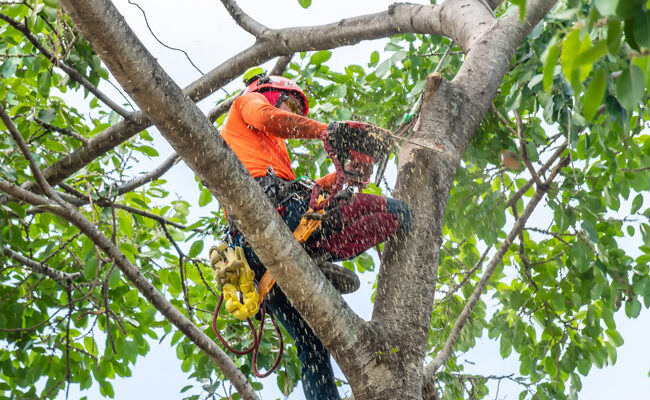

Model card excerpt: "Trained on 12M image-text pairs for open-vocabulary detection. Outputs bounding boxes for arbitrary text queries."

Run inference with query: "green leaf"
[576,41,608,67]
[369,51,380,67]
[616,64,646,110]
[83,251,98,279]
[543,43,559,92]
[310,50,332,65]
[607,20,623,54]
[37,109,56,123]
[594,0,620,16]
[137,145,159,157]
[582,67,607,122]
[188,240,203,258]
[632,55,650,92]
[375,59,391,78]
[198,188,212,207]
[297,0,311,8]
[625,299,641,318]
[500,335,512,358]
[37,71,51,98]
[0,58,19,79]
[632,11,650,49]
[631,193,643,214]
[571,241,591,273]
[43,139,67,153]
[606,328,624,346]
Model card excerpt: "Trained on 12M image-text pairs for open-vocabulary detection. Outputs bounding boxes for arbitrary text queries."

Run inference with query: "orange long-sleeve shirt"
[221,92,336,188]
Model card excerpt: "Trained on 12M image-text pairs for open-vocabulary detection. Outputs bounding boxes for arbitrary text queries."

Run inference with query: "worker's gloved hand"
[344,159,372,187]
[209,243,242,291]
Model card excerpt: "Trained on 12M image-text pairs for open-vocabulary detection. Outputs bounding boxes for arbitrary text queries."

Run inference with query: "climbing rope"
[211,296,284,378]
[210,242,284,377]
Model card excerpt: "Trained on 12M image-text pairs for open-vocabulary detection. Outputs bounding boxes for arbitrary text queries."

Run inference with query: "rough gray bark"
[52,0,559,399]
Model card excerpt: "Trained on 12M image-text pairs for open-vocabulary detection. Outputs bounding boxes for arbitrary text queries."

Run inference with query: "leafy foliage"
[1,0,649,399]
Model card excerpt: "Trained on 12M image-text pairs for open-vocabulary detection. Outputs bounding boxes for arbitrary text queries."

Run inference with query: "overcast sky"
[57,1,649,399]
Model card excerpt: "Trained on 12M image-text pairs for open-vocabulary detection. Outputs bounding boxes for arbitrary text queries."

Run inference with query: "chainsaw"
[309,121,394,210]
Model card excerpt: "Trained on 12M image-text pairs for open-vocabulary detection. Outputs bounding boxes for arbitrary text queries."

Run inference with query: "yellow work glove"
[209,243,241,290]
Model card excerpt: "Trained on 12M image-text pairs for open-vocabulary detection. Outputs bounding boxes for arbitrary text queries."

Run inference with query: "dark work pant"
[236,193,410,400]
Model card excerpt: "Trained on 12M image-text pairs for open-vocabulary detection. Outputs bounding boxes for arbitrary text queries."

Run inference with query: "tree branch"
[0,102,64,202]
[0,12,134,118]
[2,247,82,282]
[219,0,268,37]
[0,171,258,399]
[18,3,450,195]
[59,1,373,384]
[114,153,180,195]
[514,111,545,188]
[423,156,569,384]
[505,142,567,208]
[34,118,89,145]
[269,54,294,76]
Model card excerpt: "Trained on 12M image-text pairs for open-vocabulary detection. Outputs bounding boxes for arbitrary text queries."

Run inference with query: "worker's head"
[242,68,309,116]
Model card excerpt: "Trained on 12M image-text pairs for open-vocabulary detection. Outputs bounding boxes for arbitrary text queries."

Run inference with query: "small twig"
[115,153,181,195]
[512,205,537,290]
[193,259,218,298]
[505,142,567,209]
[42,232,82,263]
[159,222,193,320]
[103,278,117,354]
[525,227,573,245]
[514,111,545,189]
[65,286,72,399]
[622,166,650,173]
[434,246,490,307]
[34,118,89,145]
[0,102,64,202]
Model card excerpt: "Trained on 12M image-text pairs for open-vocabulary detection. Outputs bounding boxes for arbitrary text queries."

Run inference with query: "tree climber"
[216,68,411,400]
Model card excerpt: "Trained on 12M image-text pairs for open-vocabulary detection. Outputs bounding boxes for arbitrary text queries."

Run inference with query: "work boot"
[317,261,360,294]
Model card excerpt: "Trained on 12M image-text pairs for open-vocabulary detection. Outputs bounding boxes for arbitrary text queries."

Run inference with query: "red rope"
[212,294,284,377]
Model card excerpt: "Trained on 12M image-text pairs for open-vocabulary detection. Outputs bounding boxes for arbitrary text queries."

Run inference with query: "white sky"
[56,0,650,399]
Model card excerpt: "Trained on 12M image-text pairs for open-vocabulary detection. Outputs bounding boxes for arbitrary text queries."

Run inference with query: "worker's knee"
[385,198,411,233]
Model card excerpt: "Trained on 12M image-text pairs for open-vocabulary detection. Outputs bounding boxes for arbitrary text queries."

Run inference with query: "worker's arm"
[238,93,327,139]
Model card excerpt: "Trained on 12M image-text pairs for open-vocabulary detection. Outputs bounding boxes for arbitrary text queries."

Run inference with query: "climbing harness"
[210,242,283,377]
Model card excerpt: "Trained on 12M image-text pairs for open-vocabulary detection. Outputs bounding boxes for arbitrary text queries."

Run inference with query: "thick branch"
[0,12,133,118]
[21,3,450,195]
[2,247,82,281]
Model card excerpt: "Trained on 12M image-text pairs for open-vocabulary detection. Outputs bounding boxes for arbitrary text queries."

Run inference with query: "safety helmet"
[242,69,309,116]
